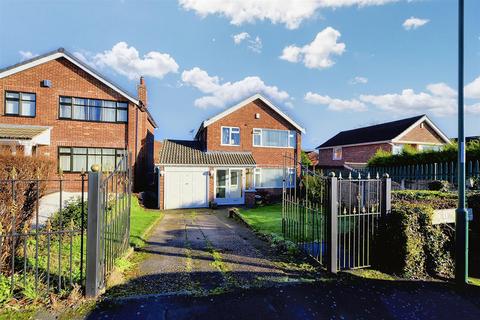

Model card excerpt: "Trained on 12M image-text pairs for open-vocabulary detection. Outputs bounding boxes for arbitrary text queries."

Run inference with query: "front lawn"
[238,204,282,236]
[129,195,164,248]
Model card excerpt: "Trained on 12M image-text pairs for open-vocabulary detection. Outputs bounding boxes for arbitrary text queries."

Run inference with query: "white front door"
[215,168,245,205]
[164,167,209,209]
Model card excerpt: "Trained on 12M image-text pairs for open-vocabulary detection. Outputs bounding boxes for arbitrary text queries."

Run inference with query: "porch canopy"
[0,124,51,156]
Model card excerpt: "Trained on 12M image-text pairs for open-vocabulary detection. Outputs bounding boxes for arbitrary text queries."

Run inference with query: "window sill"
[253,145,294,149]
[3,114,36,118]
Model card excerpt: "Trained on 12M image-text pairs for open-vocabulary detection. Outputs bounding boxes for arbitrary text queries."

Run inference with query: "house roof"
[317,115,450,149]
[0,124,51,140]
[0,47,158,128]
[197,94,305,136]
[158,140,256,166]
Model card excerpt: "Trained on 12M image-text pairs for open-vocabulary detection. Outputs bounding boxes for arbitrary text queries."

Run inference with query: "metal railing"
[0,174,87,296]
[282,155,391,272]
[86,152,131,297]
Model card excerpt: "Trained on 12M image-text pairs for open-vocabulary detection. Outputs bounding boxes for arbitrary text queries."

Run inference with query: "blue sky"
[1,0,479,149]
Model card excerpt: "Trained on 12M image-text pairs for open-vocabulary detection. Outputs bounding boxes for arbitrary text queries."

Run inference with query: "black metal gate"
[282,155,391,272]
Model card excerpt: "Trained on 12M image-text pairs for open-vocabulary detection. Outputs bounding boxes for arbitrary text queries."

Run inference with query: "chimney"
[137,76,147,108]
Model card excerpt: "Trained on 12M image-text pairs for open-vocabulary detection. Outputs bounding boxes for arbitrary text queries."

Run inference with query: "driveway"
[106,208,318,298]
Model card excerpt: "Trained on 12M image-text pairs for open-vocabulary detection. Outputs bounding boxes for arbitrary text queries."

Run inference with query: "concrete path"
[106,209,316,298]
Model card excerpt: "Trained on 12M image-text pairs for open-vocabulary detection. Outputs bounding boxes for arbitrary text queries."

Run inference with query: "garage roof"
[158,140,256,166]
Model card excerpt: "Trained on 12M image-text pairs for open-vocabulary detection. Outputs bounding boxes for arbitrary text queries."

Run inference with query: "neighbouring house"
[0,48,157,191]
[316,115,451,170]
[156,94,305,210]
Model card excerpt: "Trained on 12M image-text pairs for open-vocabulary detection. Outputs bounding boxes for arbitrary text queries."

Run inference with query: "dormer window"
[221,126,240,146]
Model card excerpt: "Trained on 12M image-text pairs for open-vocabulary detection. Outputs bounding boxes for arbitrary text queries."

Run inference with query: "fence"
[86,153,132,297]
[0,174,87,297]
[282,155,391,272]
[364,160,480,190]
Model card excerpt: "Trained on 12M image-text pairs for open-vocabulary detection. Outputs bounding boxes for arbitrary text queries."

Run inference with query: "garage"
[163,167,209,209]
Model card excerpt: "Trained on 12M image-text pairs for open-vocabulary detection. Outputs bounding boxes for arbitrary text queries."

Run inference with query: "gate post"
[326,173,338,273]
[381,174,391,216]
[86,165,102,297]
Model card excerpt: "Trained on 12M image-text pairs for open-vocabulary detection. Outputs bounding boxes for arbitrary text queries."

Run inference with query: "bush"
[374,201,454,279]
[368,139,480,167]
[49,198,86,230]
[300,175,325,204]
[0,153,55,274]
[392,190,457,209]
[428,180,451,192]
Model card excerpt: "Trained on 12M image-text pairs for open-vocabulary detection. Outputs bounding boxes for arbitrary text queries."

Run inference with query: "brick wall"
[318,143,392,167]
[398,121,445,145]
[0,57,154,191]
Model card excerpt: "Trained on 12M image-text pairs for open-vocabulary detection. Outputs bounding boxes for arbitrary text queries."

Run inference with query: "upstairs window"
[221,126,240,146]
[5,91,36,117]
[333,147,342,160]
[253,128,296,148]
[59,96,128,123]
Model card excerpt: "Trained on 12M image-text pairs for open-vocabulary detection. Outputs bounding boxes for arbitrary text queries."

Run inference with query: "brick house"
[156,94,305,209]
[316,115,450,170]
[0,48,157,191]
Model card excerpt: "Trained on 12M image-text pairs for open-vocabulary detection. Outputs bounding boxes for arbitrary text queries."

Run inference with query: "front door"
[215,168,245,205]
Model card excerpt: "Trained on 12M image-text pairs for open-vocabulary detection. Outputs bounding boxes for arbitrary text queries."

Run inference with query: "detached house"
[316,115,450,170]
[0,48,157,190]
[156,94,305,209]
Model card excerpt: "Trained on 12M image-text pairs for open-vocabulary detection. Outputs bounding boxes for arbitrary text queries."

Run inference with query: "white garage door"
[164,167,209,209]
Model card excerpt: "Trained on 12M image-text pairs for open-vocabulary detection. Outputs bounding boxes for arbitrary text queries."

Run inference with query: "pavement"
[86,208,480,320]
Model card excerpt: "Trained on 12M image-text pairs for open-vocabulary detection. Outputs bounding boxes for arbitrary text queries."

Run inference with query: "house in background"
[0,48,157,191]
[156,94,305,210]
[316,115,450,170]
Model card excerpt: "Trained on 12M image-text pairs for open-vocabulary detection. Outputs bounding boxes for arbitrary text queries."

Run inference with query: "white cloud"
[359,82,456,116]
[19,51,38,61]
[232,32,263,53]
[280,27,346,69]
[233,32,250,44]
[179,0,398,29]
[181,67,290,108]
[78,42,179,80]
[403,17,429,30]
[349,76,368,85]
[304,92,367,112]
[465,76,480,99]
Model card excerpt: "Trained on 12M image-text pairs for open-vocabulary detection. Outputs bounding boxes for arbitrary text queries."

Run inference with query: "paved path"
[106,209,316,298]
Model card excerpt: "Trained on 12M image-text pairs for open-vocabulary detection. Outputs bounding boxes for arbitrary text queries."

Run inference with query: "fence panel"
[0,174,87,297]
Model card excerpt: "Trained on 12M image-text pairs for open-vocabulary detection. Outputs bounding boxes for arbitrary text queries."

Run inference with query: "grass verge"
[129,195,164,248]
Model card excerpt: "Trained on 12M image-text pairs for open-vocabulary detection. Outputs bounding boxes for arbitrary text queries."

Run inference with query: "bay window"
[59,96,128,123]
[5,91,36,117]
[254,168,295,188]
[221,126,240,146]
[58,147,126,173]
[252,128,296,148]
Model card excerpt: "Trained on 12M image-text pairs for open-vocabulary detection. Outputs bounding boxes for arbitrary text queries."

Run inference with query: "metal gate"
[282,155,391,272]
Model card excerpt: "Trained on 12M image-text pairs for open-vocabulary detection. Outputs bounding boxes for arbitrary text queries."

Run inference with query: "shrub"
[0,153,55,274]
[301,151,312,167]
[300,175,325,204]
[427,180,451,192]
[49,198,86,230]
[374,201,454,279]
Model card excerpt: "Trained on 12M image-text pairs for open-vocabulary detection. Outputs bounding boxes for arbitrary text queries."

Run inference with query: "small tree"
[301,151,313,167]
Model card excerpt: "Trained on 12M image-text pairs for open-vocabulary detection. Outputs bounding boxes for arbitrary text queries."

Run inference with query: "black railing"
[0,174,87,297]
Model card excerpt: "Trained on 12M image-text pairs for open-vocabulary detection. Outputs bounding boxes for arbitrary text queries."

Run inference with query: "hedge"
[368,140,480,167]
[374,201,454,279]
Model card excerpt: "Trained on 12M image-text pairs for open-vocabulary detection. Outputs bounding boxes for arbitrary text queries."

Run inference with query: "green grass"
[238,204,282,235]
[129,196,164,248]
[469,277,480,286]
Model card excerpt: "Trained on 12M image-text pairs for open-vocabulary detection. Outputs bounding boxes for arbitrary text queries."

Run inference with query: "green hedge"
[374,201,454,279]
[368,140,480,167]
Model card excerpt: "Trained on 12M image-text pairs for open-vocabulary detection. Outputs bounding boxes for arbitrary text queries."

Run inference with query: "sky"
[1,0,479,149]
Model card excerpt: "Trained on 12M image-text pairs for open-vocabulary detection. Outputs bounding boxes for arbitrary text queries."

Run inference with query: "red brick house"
[156,94,305,209]
[316,115,450,170]
[0,48,157,191]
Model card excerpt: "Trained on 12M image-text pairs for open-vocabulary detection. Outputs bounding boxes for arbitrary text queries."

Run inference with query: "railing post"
[86,165,102,297]
[326,172,338,273]
[381,174,391,216]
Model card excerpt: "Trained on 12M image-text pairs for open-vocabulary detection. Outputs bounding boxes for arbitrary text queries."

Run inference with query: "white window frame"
[332,147,342,160]
[252,128,296,148]
[254,167,295,189]
[220,126,240,146]
[392,144,403,155]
